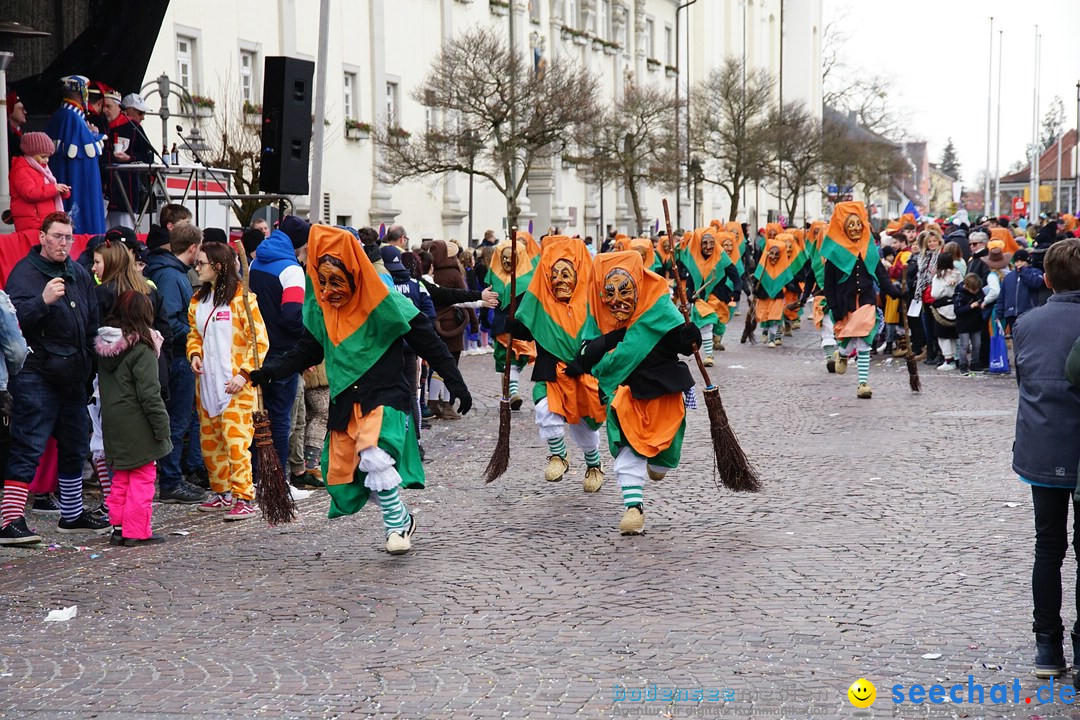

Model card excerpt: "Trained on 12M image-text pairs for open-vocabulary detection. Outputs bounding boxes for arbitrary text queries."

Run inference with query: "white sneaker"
[290,486,314,501]
[937,362,956,371]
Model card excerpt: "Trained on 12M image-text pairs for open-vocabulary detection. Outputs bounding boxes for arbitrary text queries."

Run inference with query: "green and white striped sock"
[547,436,567,458]
[702,336,713,355]
[621,484,643,508]
[376,488,410,536]
[823,344,835,360]
[857,349,870,384]
[583,448,601,468]
[509,379,519,397]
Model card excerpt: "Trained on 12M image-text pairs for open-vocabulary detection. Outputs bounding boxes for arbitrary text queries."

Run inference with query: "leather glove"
[679,323,702,354]
[447,382,472,415]
[248,368,271,387]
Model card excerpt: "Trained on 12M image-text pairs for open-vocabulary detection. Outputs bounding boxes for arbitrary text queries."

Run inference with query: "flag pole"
[984,16,993,216]
[994,30,1003,216]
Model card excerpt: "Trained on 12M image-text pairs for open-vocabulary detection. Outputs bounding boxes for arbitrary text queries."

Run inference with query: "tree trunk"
[626,176,644,236]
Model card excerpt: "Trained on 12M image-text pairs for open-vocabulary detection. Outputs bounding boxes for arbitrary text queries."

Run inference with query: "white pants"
[613,445,676,487]
[534,397,600,453]
[820,313,836,348]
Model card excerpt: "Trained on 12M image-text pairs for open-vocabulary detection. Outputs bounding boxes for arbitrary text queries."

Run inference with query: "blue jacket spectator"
[1000,249,1045,323]
[248,229,305,359]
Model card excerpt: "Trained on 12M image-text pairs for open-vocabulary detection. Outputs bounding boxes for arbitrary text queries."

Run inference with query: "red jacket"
[9,155,64,234]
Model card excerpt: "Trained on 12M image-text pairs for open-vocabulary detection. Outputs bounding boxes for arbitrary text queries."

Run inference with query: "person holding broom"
[187,241,268,521]
[509,236,607,491]
[676,226,739,366]
[819,202,903,399]
[565,251,700,535]
[250,225,471,555]
[486,233,539,411]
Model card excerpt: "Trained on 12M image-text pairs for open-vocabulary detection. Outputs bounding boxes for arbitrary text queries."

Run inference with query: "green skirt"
[321,406,424,519]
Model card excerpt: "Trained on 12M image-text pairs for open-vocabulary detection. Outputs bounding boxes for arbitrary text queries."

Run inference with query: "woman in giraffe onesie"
[187,241,268,521]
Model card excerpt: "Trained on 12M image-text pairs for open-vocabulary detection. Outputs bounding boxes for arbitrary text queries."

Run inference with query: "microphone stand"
[174,125,246,227]
[118,119,171,227]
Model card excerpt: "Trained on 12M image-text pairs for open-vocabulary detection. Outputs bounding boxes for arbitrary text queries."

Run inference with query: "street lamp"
[673,0,698,230]
[689,157,703,228]
[459,129,482,247]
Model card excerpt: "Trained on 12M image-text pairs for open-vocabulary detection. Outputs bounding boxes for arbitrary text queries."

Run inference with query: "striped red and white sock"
[1,481,30,527]
[93,455,111,500]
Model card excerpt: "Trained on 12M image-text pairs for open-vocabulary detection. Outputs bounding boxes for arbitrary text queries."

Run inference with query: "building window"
[336,215,352,227]
[177,35,195,91]
[598,0,610,40]
[615,7,627,48]
[664,25,673,64]
[645,18,655,58]
[386,81,399,126]
[240,50,255,104]
[529,0,540,23]
[343,72,356,119]
[565,0,578,30]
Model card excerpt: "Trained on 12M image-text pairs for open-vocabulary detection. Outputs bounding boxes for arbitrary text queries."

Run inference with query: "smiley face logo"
[847,678,876,708]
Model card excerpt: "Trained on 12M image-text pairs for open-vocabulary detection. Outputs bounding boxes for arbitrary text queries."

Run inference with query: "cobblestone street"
[0,324,1054,719]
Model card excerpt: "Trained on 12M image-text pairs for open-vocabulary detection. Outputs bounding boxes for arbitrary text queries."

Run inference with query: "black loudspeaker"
[260,57,315,195]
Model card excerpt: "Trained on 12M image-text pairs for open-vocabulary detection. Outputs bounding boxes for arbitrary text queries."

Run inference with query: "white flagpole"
[994,30,1002,217]
[984,16,993,216]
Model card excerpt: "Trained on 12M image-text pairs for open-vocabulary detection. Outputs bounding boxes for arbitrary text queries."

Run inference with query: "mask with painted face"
[602,268,638,323]
[721,236,734,255]
[700,233,716,259]
[317,259,355,309]
[767,247,781,265]
[844,214,864,242]
[500,246,514,274]
[550,258,577,302]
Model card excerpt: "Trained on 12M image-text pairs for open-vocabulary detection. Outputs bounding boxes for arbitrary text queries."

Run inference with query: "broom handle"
[500,227,518,399]
[662,199,713,386]
[898,263,913,336]
[236,245,265,413]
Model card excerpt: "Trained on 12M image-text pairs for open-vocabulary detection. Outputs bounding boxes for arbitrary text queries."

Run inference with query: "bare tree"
[575,83,679,234]
[852,139,908,206]
[691,56,773,222]
[767,101,822,221]
[205,79,265,226]
[821,18,901,140]
[377,27,599,226]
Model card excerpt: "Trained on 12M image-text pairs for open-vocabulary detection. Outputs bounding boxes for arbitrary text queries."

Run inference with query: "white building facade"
[139,0,822,242]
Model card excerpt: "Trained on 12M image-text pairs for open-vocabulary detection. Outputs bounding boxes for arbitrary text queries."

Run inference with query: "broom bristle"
[703,388,761,493]
[252,410,297,525]
[740,305,758,344]
[905,352,922,392]
[483,400,512,483]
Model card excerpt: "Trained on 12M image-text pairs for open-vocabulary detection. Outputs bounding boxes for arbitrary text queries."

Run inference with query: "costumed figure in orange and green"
[251,225,471,555]
[511,236,607,492]
[675,226,740,366]
[782,229,809,331]
[723,221,749,311]
[990,226,1021,255]
[630,237,663,275]
[794,220,839,371]
[753,233,800,347]
[565,251,700,536]
[820,202,902,399]
[486,233,539,410]
[654,233,677,281]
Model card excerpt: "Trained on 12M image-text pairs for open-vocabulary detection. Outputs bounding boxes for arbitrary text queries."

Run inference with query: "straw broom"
[483,227,519,483]
[663,200,760,493]
[238,248,296,524]
[898,274,921,392]
[740,276,759,344]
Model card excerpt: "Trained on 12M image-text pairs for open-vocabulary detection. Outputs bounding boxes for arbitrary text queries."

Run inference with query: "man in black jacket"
[0,212,110,545]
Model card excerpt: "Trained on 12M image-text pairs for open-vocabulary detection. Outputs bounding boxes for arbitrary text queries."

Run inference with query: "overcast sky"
[823,0,1079,186]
